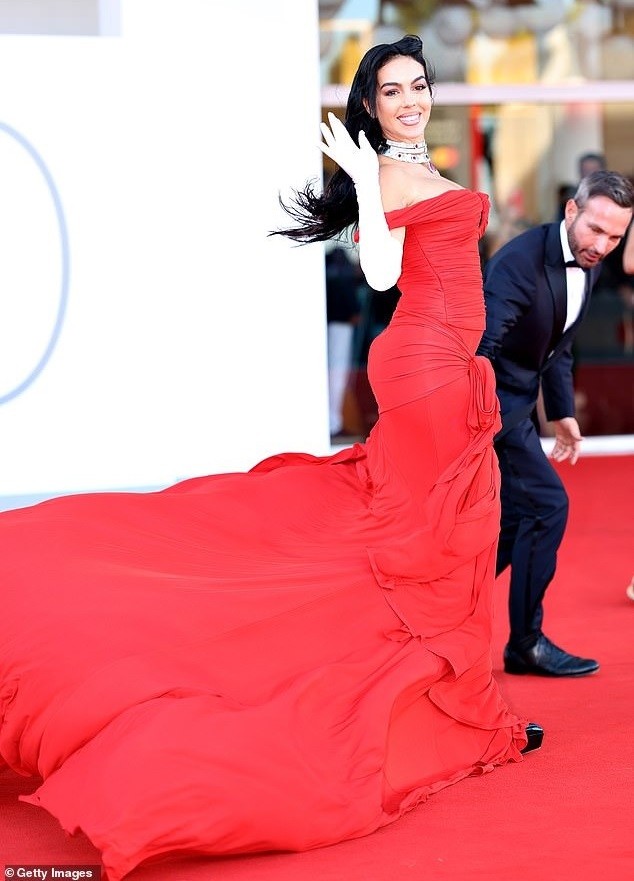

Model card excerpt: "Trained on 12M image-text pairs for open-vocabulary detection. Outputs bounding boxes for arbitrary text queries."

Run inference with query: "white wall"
[0,0,328,499]
[0,0,103,34]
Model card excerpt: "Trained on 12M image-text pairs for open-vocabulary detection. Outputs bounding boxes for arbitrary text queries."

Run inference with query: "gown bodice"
[386,190,490,345]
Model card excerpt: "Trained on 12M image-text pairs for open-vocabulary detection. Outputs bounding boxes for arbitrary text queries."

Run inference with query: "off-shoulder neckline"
[384,189,487,217]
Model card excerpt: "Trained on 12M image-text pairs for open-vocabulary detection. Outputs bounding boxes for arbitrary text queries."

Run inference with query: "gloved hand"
[319,112,379,186]
[319,113,403,292]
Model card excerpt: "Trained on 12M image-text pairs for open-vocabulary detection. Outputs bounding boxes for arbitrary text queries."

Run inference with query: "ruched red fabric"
[0,190,526,880]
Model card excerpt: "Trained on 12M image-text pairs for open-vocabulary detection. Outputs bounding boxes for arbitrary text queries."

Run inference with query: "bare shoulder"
[377,163,412,212]
[378,161,464,212]
[379,162,413,211]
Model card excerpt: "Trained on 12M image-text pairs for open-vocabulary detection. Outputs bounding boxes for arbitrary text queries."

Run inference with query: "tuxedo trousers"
[493,415,569,649]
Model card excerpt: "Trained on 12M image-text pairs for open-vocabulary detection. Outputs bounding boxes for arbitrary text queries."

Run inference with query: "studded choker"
[381,138,432,165]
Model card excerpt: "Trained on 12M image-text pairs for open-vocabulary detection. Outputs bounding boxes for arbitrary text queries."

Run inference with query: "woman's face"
[372,55,432,143]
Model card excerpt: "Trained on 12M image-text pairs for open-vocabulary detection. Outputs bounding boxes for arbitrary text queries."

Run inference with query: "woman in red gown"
[0,35,536,880]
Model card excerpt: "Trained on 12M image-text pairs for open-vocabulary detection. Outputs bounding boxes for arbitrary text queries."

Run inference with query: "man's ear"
[564,199,578,224]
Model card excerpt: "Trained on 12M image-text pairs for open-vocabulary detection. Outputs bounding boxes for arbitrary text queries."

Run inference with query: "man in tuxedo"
[478,170,634,677]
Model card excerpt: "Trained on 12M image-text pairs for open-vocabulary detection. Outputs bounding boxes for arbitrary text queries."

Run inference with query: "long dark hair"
[272,35,434,244]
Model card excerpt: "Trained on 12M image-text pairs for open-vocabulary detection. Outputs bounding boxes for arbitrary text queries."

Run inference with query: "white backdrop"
[0,0,328,499]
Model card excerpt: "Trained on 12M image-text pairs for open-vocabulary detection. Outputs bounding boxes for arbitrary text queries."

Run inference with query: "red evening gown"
[0,190,526,879]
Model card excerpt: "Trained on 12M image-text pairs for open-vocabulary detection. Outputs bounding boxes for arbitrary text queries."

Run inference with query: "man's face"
[565,196,632,269]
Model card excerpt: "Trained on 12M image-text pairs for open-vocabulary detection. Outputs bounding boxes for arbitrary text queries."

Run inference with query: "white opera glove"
[319,112,403,291]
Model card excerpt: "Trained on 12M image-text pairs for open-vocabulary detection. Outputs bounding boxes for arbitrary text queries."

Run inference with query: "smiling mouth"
[398,114,421,125]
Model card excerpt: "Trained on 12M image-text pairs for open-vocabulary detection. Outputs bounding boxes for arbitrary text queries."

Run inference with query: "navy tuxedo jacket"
[477,222,598,435]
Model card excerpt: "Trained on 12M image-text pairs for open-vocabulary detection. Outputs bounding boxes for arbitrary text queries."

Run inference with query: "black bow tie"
[565,259,583,269]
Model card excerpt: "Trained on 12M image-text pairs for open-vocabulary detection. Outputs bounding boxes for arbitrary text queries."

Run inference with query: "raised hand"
[319,112,378,185]
[319,114,402,291]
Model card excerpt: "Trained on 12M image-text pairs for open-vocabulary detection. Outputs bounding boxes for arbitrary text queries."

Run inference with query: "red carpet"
[2,454,633,879]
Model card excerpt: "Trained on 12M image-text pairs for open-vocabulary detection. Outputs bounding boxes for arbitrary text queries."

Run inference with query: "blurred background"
[319,0,634,442]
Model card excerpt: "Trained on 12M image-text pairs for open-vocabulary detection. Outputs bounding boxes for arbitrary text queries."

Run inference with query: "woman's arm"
[320,113,403,291]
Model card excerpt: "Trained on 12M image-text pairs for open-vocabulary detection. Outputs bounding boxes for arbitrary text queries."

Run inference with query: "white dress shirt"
[559,221,586,332]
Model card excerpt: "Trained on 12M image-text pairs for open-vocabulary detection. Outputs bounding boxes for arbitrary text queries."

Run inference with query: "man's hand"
[550,417,583,465]
[319,112,378,185]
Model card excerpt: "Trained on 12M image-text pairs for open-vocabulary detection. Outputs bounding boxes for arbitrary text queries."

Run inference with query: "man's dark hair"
[574,170,634,211]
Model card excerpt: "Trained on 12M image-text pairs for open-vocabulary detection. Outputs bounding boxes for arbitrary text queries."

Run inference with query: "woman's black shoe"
[521,722,544,754]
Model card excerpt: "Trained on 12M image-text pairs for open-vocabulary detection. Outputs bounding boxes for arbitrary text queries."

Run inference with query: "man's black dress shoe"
[521,722,544,754]
[504,634,599,677]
